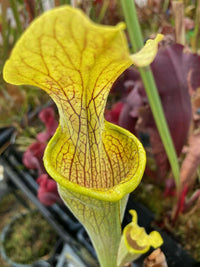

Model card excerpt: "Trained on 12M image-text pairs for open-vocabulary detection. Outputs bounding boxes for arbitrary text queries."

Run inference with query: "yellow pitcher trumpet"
[4,6,163,267]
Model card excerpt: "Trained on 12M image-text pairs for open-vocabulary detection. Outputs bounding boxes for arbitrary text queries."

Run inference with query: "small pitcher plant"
[4,6,163,267]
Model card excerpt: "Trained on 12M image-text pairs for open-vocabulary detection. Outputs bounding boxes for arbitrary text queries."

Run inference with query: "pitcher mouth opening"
[44,123,146,202]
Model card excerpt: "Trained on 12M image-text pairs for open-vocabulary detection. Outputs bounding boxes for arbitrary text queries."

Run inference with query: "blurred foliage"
[0,0,53,128]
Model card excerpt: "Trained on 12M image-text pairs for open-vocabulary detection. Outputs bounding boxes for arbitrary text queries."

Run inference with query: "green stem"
[1,0,10,62]
[9,0,23,35]
[96,0,109,23]
[121,0,180,192]
[191,0,200,53]
[60,0,71,4]
[163,0,170,13]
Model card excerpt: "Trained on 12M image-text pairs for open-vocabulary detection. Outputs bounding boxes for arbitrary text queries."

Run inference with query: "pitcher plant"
[3,6,163,267]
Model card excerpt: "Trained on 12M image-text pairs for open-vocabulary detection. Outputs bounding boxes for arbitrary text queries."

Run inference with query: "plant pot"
[0,127,15,156]
[0,210,57,267]
[0,127,15,148]
[56,241,98,267]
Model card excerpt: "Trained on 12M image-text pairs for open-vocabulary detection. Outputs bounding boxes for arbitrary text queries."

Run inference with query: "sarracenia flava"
[3,6,163,267]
